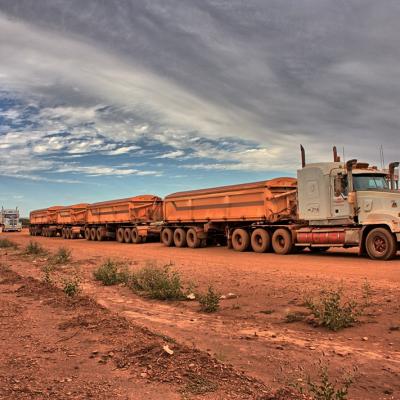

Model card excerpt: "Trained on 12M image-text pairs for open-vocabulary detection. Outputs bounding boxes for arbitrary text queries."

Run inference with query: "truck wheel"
[90,227,97,241]
[187,228,201,248]
[66,228,72,239]
[123,228,132,243]
[116,228,124,243]
[251,228,271,253]
[366,228,397,260]
[161,228,174,247]
[61,228,66,238]
[174,228,187,247]
[272,229,293,255]
[85,227,91,240]
[232,229,250,252]
[97,227,105,241]
[131,228,142,244]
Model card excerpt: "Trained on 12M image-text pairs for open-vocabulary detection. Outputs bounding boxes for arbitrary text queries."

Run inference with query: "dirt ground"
[1,230,400,399]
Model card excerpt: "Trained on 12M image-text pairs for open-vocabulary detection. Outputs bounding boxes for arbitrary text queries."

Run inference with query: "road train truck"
[0,207,22,232]
[161,147,400,260]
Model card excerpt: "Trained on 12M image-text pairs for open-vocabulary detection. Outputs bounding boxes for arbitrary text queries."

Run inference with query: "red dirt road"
[2,231,400,399]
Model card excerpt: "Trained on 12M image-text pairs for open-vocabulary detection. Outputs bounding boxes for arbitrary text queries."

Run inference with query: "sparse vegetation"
[128,262,185,300]
[305,288,359,331]
[93,259,127,286]
[0,238,18,249]
[295,363,355,400]
[25,241,46,256]
[41,264,55,284]
[51,247,72,264]
[198,286,220,313]
[63,275,81,297]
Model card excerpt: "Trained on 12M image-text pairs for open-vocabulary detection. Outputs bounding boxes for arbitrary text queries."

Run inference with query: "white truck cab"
[0,207,22,232]
[296,147,400,260]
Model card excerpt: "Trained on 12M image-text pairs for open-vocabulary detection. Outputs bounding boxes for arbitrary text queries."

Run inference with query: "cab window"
[353,174,389,191]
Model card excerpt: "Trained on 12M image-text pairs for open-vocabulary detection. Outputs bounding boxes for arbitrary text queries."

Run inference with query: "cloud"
[155,150,185,159]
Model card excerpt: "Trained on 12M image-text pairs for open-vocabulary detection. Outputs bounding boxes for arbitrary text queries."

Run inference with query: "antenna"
[342,147,345,163]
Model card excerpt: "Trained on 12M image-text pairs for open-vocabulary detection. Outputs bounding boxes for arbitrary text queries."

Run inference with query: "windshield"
[353,174,389,191]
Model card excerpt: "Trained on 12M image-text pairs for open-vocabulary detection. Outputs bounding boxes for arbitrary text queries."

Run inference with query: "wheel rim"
[373,235,387,253]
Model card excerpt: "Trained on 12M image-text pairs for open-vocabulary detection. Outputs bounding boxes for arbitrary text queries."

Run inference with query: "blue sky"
[1,1,400,216]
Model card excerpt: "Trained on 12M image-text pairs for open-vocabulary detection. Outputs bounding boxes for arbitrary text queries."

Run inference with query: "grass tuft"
[93,259,127,286]
[0,238,18,249]
[25,241,46,256]
[51,247,72,264]
[198,286,220,313]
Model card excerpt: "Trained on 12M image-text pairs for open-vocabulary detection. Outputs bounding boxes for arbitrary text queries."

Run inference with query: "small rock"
[225,293,238,299]
[188,363,195,368]
[186,293,196,300]
[362,337,369,341]
[163,345,174,355]
[309,346,316,350]
[276,345,284,350]
[140,372,148,378]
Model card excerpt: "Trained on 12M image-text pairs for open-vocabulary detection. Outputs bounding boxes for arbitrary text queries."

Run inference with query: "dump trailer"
[85,195,163,242]
[29,206,63,236]
[162,146,400,260]
[0,207,22,232]
[56,203,88,239]
[162,178,298,250]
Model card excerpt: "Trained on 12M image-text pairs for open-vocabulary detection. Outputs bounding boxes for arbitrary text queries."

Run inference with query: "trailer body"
[161,178,299,249]
[56,204,88,239]
[29,206,63,236]
[85,195,163,243]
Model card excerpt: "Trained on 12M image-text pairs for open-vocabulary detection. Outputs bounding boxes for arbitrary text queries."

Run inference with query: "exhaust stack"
[333,146,341,162]
[389,162,399,190]
[300,145,306,168]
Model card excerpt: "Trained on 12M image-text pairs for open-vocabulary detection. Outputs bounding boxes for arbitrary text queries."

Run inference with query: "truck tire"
[131,228,142,244]
[272,229,293,255]
[365,227,397,260]
[61,228,66,239]
[124,228,132,243]
[251,228,271,253]
[85,227,91,240]
[97,227,105,241]
[161,228,174,247]
[174,228,187,247]
[187,228,201,248]
[116,228,124,243]
[90,227,97,241]
[232,229,250,252]
[66,228,72,239]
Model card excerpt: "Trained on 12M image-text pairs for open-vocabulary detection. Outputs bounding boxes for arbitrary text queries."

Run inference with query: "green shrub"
[93,259,127,286]
[25,241,46,255]
[63,275,80,297]
[297,364,354,400]
[51,247,72,264]
[198,286,220,313]
[0,238,18,249]
[129,262,185,300]
[305,289,359,331]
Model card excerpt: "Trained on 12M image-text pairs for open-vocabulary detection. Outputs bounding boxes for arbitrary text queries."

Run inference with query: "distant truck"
[0,207,22,232]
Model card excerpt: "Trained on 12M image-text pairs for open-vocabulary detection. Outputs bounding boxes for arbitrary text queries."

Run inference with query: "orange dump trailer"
[56,203,88,239]
[29,206,63,236]
[161,178,299,250]
[85,195,163,243]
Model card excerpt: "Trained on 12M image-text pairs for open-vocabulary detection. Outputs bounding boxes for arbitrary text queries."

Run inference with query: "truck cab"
[0,207,22,232]
[296,148,400,260]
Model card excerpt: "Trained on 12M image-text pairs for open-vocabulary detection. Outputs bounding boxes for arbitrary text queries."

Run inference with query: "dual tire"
[161,227,202,248]
[232,227,293,254]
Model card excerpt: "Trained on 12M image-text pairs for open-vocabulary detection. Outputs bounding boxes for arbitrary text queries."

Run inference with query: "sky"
[1,1,400,216]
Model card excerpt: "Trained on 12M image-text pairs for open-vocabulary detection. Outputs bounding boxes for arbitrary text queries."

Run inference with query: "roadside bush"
[198,286,220,313]
[129,262,185,300]
[93,259,127,286]
[63,275,81,297]
[305,289,359,331]
[25,241,46,256]
[0,238,18,249]
[295,363,355,400]
[51,247,72,264]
